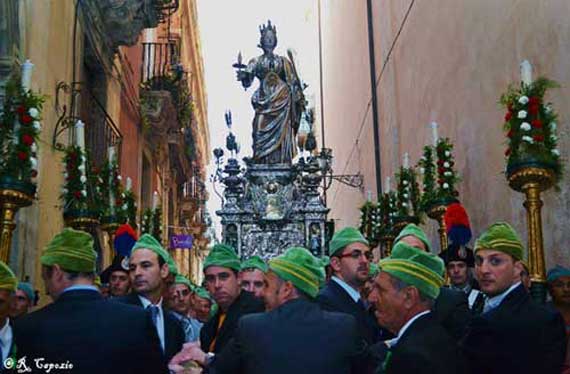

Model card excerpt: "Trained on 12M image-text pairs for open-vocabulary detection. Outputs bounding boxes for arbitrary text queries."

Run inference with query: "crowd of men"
[0,219,567,373]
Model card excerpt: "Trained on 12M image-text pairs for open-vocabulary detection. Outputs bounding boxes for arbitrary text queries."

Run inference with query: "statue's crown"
[259,20,277,37]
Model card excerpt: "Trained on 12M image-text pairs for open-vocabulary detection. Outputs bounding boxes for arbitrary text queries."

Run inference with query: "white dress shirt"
[139,296,165,351]
[0,318,12,362]
[483,282,521,313]
[331,276,361,303]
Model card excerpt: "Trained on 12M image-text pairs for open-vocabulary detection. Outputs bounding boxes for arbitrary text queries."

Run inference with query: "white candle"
[74,120,85,150]
[367,190,372,201]
[152,191,158,210]
[126,177,132,191]
[108,146,116,215]
[385,176,391,193]
[520,60,533,86]
[107,146,115,163]
[21,60,34,91]
[403,153,410,169]
[430,122,439,146]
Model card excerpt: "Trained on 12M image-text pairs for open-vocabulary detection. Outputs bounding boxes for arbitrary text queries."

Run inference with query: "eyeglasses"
[337,250,373,261]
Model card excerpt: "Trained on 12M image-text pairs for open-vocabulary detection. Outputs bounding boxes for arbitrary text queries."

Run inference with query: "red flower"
[74,191,82,199]
[528,103,540,115]
[531,119,542,128]
[116,199,123,206]
[507,129,514,138]
[507,103,514,112]
[21,115,32,124]
[505,148,511,156]
[31,170,38,178]
[22,134,34,146]
[437,160,444,166]
[533,135,545,142]
[16,106,26,115]
[438,179,444,185]
[91,167,99,174]
[438,167,445,174]
[17,151,28,161]
[528,96,540,106]
[504,111,513,122]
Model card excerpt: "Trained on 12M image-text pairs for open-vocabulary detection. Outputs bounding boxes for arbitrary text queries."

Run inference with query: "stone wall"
[322,0,570,267]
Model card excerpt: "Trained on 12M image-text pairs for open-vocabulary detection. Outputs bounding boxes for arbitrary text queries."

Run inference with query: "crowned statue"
[235,21,306,164]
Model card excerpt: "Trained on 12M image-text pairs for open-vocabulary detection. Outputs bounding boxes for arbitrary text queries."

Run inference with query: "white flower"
[63,172,68,179]
[28,108,39,118]
[62,188,68,194]
[402,202,408,207]
[419,167,425,174]
[123,204,129,211]
[444,171,452,177]
[545,105,553,113]
[443,162,450,168]
[81,190,87,197]
[550,122,557,131]
[81,155,87,163]
[518,110,527,119]
[403,180,408,186]
[443,183,450,189]
[522,135,534,143]
[30,158,38,169]
[551,134,558,142]
[552,149,560,156]
[31,143,37,153]
[78,163,85,171]
[520,122,532,131]
[420,156,427,161]
[518,96,529,105]
[444,151,451,157]
[33,121,41,131]
[80,175,87,183]
[13,135,19,145]
[117,175,122,181]
[403,193,409,199]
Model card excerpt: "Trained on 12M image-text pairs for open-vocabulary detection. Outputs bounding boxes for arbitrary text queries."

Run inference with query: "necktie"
[209,313,226,352]
[381,349,392,373]
[147,305,160,327]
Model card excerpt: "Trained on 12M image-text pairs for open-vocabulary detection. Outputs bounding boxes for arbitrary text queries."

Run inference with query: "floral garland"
[358,200,376,244]
[0,76,45,184]
[395,166,421,217]
[141,208,154,235]
[435,138,460,200]
[418,145,436,210]
[152,206,163,242]
[122,190,138,229]
[61,146,89,211]
[500,77,562,181]
[100,159,125,220]
[88,162,105,216]
[378,192,398,237]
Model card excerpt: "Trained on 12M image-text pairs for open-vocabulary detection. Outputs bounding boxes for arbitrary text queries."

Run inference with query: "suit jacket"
[381,313,466,374]
[462,284,567,374]
[14,289,167,374]
[114,292,185,362]
[433,287,471,341]
[200,291,265,354]
[212,298,366,374]
[317,279,382,344]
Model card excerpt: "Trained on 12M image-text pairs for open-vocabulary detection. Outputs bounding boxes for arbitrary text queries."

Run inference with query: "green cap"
[0,262,17,292]
[474,222,524,261]
[17,282,34,301]
[41,228,97,273]
[269,247,325,298]
[194,286,213,302]
[320,256,330,267]
[369,263,380,278]
[132,234,175,273]
[329,227,369,256]
[174,275,193,290]
[394,224,432,252]
[240,255,268,273]
[379,241,445,299]
[203,244,241,272]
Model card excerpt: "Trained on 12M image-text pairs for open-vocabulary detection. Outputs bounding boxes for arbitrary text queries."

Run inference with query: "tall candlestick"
[430,122,439,146]
[21,60,34,91]
[520,60,533,86]
[108,146,116,215]
[385,177,391,193]
[74,120,85,150]
[403,152,410,169]
[126,177,132,191]
[152,191,158,210]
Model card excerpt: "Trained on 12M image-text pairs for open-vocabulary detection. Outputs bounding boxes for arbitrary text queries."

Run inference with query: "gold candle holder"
[64,210,100,232]
[101,219,120,269]
[507,164,555,303]
[425,198,457,253]
[0,188,34,262]
[380,233,395,257]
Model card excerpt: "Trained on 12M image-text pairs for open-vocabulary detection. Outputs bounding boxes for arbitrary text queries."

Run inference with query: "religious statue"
[234,21,306,164]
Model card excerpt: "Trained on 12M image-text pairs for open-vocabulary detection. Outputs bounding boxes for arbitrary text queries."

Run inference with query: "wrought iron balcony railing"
[141,41,181,88]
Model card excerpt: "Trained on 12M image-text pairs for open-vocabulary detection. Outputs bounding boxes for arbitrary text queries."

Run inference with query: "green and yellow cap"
[474,222,524,261]
[41,228,97,273]
[269,247,325,298]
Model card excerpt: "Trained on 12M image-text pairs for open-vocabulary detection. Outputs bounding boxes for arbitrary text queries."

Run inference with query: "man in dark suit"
[115,234,185,363]
[198,244,264,354]
[14,228,167,374]
[462,222,566,374]
[371,241,466,374]
[395,224,471,341]
[317,227,382,345]
[170,247,365,374]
